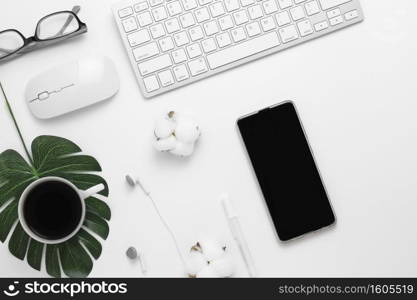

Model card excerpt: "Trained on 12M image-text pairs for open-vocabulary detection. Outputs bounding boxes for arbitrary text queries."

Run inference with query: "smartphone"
[238,101,335,241]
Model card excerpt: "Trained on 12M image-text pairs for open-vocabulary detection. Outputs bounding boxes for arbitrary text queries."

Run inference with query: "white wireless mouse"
[25,57,119,119]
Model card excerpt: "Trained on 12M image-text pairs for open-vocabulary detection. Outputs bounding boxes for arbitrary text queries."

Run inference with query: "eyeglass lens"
[37,12,80,40]
[0,31,24,59]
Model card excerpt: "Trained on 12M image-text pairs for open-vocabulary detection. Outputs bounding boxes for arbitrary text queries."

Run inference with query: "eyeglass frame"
[0,7,87,62]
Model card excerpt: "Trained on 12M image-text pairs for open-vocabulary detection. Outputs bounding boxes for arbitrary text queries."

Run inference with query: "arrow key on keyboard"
[314,20,328,31]
[345,10,358,20]
[330,15,343,26]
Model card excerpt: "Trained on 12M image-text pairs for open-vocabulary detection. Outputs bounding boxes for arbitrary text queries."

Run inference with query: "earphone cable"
[146,193,186,267]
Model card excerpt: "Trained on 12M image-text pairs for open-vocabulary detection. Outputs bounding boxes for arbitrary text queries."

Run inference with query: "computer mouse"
[25,56,119,119]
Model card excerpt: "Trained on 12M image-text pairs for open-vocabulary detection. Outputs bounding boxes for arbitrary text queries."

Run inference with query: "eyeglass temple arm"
[53,5,81,38]
[0,6,81,55]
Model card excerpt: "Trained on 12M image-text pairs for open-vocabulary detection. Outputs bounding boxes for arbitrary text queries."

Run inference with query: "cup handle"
[80,184,105,200]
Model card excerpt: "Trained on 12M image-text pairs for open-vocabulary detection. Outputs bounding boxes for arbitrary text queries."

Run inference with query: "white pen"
[220,194,256,277]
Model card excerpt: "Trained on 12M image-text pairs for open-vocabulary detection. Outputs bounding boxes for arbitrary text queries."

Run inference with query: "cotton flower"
[185,237,235,278]
[153,111,201,157]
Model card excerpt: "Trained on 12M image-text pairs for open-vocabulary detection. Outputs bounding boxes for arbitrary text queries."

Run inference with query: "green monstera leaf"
[0,135,111,278]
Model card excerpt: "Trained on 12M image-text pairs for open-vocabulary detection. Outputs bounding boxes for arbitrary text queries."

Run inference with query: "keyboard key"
[319,0,351,10]
[128,29,150,47]
[297,19,313,36]
[172,48,188,63]
[202,38,217,52]
[152,6,168,21]
[173,31,190,46]
[277,0,293,9]
[231,27,247,42]
[165,18,181,33]
[199,0,213,5]
[189,26,204,41]
[330,15,343,25]
[188,58,209,76]
[240,0,255,7]
[314,20,328,31]
[134,2,149,12]
[219,15,234,30]
[216,32,232,47]
[119,7,133,18]
[143,75,160,92]
[210,2,226,17]
[138,54,172,75]
[137,12,153,26]
[158,70,175,87]
[167,1,183,16]
[290,6,305,21]
[233,10,249,25]
[150,24,165,38]
[186,43,203,58]
[279,24,299,43]
[133,42,159,61]
[260,16,276,31]
[195,7,211,22]
[224,0,240,12]
[295,0,307,3]
[182,0,198,10]
[276,11,291,26]
[246,22,261,37]
[122,17,138,32]
[203,20,219,35]
[305,1,320,16]
[207,32,280,69]
[159,36,175,51]
[248,5,263,20]
[173,64,190,81]
[180,13,196,28]
[327,8,340,18]
[150,0,163,6]
[345,10,358,21]
[263,0,278,14]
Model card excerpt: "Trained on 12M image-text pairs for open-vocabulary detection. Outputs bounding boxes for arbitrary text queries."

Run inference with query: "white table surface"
[1,0,417,278]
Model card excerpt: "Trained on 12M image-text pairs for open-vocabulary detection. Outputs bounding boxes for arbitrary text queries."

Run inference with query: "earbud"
[126,246,147,275]
[125,174,150,196]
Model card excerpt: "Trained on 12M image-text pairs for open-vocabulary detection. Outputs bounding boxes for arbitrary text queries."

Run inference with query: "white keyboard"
[112,0,363,98]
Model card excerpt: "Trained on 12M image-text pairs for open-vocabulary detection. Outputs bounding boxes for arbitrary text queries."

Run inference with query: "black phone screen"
[238,102,335,241]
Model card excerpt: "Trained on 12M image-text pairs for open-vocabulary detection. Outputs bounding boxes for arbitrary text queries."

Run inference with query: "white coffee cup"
[18,176,104,244]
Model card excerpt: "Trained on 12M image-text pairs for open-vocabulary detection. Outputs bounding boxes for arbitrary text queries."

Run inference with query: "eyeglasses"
[0,6,87,62]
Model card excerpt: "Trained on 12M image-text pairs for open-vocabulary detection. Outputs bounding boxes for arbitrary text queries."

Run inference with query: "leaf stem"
[0,82,35,167]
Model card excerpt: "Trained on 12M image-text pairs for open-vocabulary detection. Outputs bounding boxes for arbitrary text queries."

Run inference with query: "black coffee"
[23,180,83,240]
